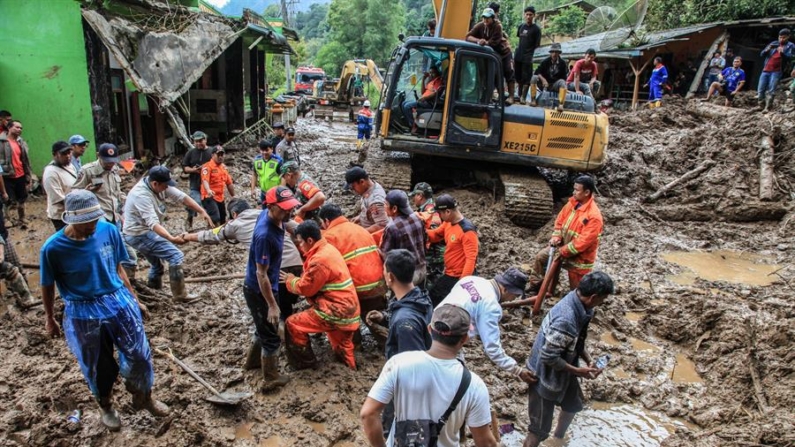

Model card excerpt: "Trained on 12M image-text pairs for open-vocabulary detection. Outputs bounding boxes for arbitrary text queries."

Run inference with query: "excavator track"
[500,171,554,229]
[365,144,413,192]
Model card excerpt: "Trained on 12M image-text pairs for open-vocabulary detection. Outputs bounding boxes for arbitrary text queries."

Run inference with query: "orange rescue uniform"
[322,216,386,300]
[200,159,232,201]
[284,238,360,369]
[427,218,478,278]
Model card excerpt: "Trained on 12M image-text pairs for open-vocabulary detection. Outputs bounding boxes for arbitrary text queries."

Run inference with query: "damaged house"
[0,0,295,174]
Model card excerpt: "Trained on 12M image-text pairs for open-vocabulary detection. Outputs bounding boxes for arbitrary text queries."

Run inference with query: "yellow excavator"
[312,59,384,122]
[372,0,609,228]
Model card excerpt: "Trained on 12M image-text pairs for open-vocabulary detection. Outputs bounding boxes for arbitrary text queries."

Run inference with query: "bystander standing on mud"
[181,131,213,230]
[757,28,795,112]
[0,120,33,228]
[42,141,77,231]
[200,146,235,225]
[250,139,282,205]
[67,135,89,175]
[40,190,168,432]
[427,194,479,306]
[276,127,301,164]
[524,271,614,447]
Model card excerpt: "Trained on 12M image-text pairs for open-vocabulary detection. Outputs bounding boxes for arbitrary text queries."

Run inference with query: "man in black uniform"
[515,6,542,104]
[181,131,213,230]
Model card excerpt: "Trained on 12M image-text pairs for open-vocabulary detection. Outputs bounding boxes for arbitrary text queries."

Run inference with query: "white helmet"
[363,100,371,107]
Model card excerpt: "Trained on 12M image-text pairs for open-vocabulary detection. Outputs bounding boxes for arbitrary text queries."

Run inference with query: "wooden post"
[630,56,652,110]
[759,136,775,200]
[686,31,729,99]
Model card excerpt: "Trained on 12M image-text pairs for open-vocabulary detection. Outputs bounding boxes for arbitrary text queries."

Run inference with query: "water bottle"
[67,409,81,425]
[595,355,610,369]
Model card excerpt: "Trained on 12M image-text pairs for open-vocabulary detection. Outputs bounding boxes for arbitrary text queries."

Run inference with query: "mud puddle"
[500,402,693,447]
[661,250,781,286]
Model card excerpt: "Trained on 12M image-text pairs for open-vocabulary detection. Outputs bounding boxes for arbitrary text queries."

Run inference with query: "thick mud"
[1,96,793,446]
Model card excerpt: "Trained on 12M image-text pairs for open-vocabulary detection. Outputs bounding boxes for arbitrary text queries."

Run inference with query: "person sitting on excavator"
[401,65,444,135]
[356,100,373,149]
[466,7,516,105]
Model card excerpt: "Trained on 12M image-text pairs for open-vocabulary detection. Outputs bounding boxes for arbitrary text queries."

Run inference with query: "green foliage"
[294,3,330,40]
[546,5,586,35]
[262,3,281,17]
[645,0,795,31]
[314,41,350,75]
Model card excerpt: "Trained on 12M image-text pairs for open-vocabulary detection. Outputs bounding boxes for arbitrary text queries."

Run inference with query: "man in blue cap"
[41,189,168,432]
[68,134,89,175]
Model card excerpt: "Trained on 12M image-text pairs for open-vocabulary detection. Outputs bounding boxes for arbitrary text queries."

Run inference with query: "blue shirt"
[244,211,285,293]
[721,67,745,92]
[40,221,129,317]
[649,65,668,87]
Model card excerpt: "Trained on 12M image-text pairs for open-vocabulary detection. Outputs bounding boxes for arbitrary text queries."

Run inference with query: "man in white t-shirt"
[361,305,497,447]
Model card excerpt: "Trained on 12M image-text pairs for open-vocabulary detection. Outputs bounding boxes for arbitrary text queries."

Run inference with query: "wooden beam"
[686,31,729,99]
[630,56,653,110]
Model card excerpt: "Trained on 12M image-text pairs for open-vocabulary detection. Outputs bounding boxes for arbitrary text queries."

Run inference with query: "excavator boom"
[431,0,475,39]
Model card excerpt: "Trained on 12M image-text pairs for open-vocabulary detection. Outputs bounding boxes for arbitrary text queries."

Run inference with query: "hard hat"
[363,100,371,107]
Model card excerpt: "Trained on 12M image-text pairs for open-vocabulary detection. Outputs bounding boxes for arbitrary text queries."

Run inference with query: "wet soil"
[1,96,793,446]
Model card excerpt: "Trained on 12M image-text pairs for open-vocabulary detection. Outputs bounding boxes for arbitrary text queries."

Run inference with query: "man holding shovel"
[529,176,603,294]
[41,190,167,432]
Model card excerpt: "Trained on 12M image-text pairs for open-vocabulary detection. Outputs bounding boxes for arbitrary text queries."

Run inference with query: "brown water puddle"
[625,312,644,322]
[235,422,254,440]
[501,402,694,447]
[662,250,781,287]
[672,353,703,384]
[601,332,661,353]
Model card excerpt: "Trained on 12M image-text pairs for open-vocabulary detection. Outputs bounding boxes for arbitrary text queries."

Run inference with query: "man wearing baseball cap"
[200,146,235,226]
[346,166,388,235]
[361,304,496,446]
[42,141,77,231]
[41,190,168,432]
[276,126,300,164]
[271,121,286,147]
[438,267,537,383]
[466,7,516,105]
[122,166,211,301]
[68,134,89,175]
[181,130,213,230]
[73,143,138,279]
[426,194,479,306]
[243,185,299,391]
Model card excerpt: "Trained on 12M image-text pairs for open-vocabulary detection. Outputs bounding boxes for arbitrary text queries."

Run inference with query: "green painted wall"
[0,0,96,176]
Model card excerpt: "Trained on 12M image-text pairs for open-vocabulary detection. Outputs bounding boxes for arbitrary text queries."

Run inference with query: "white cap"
[363,100,371,107]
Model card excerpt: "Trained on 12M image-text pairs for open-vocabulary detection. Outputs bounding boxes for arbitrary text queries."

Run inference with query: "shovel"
[155,347,252,406]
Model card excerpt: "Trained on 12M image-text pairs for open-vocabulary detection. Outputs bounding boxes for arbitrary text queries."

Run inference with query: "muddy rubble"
[1,96,793,446]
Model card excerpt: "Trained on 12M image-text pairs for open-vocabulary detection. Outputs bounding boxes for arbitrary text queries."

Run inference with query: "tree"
[294,3,330,40]
[546,5,586,36]
[645,0,795,31]
[262,3,281,17]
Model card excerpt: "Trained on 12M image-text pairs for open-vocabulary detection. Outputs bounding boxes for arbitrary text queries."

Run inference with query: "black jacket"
[385,287,433,359]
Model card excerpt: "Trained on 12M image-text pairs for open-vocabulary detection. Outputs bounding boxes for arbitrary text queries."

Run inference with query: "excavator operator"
[401,66,444,134]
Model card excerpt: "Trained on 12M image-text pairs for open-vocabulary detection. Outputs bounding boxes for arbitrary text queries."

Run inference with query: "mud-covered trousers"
[63,287,154,399]
[286,308,359,369]
[243,284,282,356]
[531,247,590,291]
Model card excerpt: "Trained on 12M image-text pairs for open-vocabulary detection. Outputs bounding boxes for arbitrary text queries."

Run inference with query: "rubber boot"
[129,386,170,417]
[18,206,27,229]
[284,333,317,370]
[243,338,262,370]
[98,395,121,432]
[519,85,529,105]
[169,265,188,302]
[506,81,516,105]
[146,275,162,290]
[8,270,36,309]
[261,354,290,391]
[185,215,193,232]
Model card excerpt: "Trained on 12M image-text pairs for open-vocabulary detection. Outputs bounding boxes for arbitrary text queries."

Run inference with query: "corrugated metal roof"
[246,23,296,55]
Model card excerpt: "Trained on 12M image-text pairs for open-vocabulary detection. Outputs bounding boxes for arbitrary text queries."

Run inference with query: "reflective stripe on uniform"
[342,245,378,261]
[313,308,361,325]
[320,278,354,292]
[355,279,386,292]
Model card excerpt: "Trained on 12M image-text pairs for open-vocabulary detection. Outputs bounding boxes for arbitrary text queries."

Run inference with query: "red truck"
[294,66,325,94]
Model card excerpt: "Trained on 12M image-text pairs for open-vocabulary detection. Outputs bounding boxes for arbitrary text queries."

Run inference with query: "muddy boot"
[185,215,193,232]
[168,265,188,302]
[97,395,121,432]
[285,341,317,370]
[520,85,529,105]
[129,388,170,417]
[763,96,773,112]
[261,354,290,391]
[243,338,262,370]
[146,275,163,290]
[8,269,37,309]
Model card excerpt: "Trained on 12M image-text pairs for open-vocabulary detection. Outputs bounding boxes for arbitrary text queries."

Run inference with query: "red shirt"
[8,138,24,179]
[423,76,443,100]
[566,59,599,83]
[764,49,782,73]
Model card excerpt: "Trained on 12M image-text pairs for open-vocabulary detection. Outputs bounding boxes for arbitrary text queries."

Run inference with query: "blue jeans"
[112,219,138,269]
[757,71,782,100]
[124,232,184,280]
[186,189,202,218]
[705,73,719,93]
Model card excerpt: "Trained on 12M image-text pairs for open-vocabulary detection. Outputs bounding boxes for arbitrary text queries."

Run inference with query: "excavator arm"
[431,0,476,40]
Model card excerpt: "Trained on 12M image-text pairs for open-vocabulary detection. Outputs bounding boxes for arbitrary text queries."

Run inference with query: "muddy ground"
[1,94,793,446]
